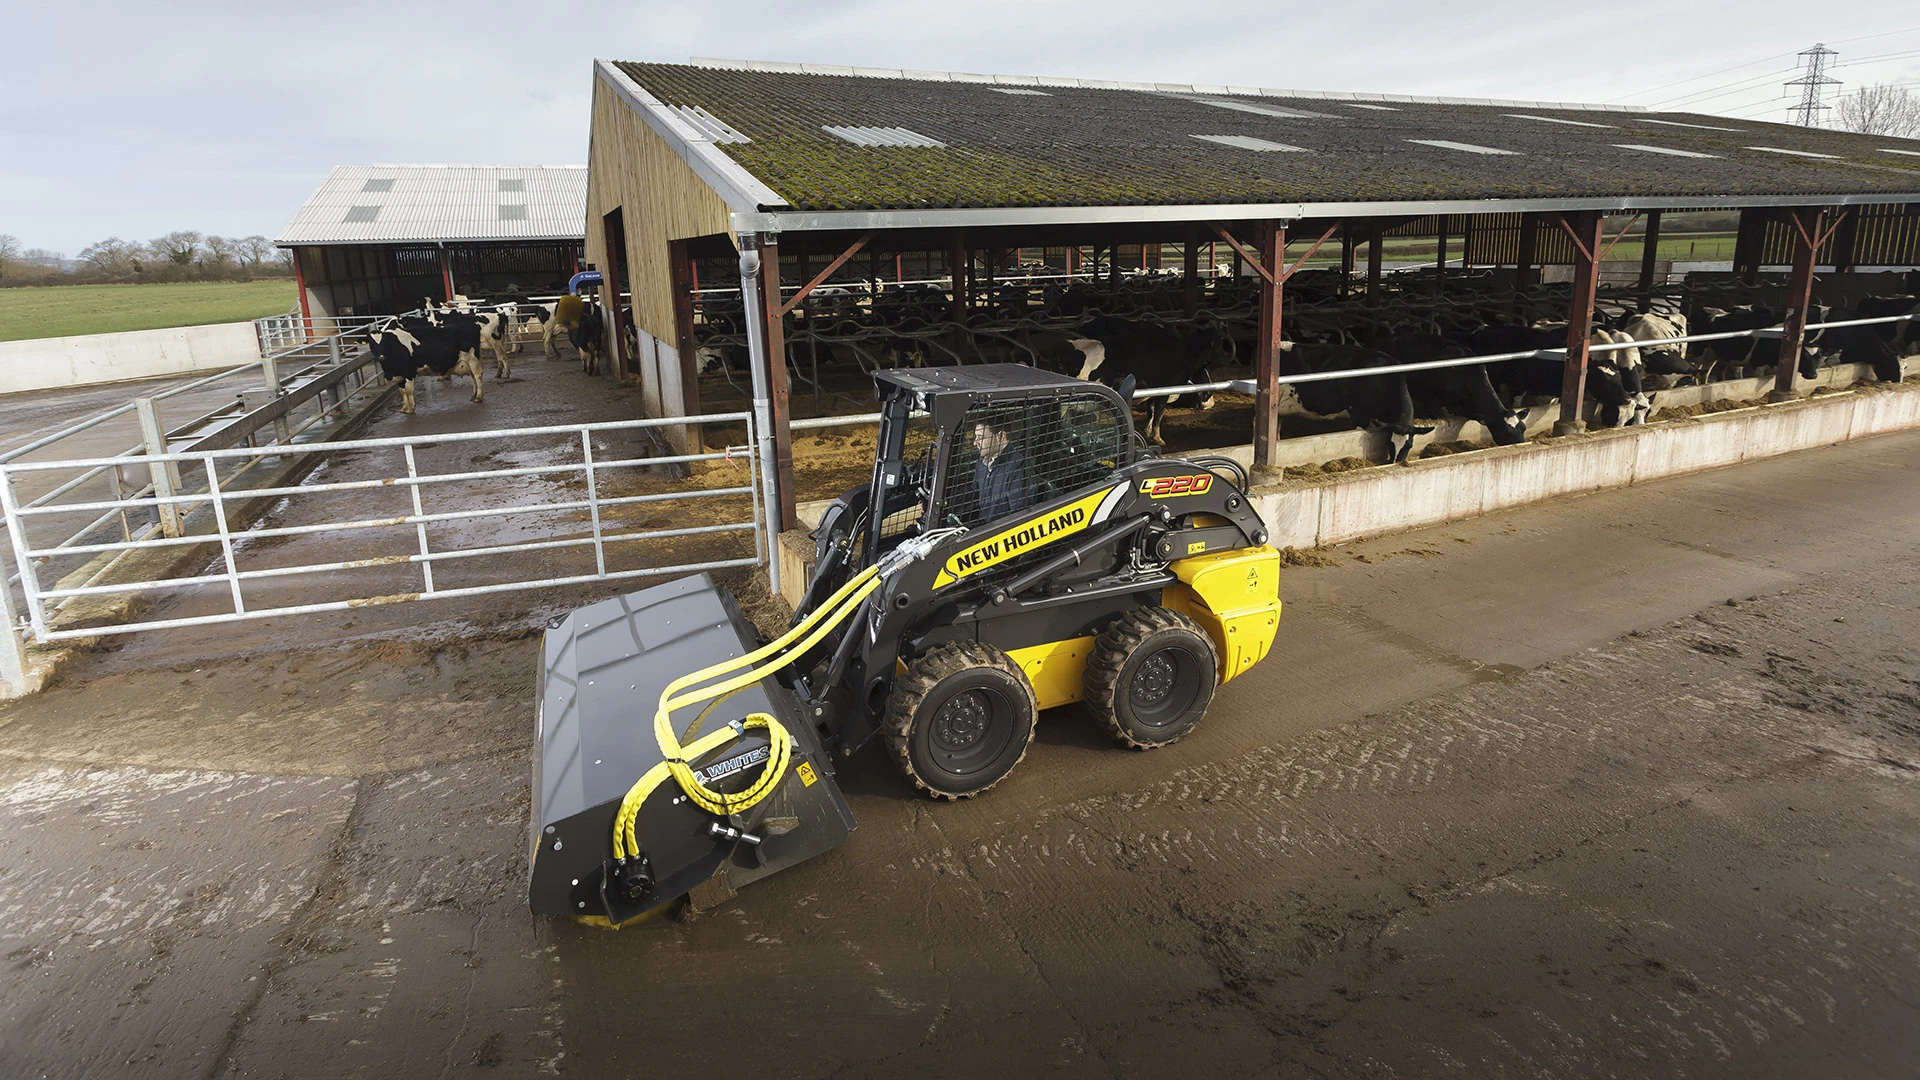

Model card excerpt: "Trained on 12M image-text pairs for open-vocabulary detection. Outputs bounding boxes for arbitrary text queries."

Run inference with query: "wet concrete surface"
[1,429,1918,1077]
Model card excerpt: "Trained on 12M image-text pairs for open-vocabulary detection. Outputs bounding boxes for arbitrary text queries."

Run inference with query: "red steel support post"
[292,249,312,340]
[1772,207,1824,401]
[760,238,796,530]
[438,247,455,303]
[1254,220,1286,468]
[1556,211,1604,435]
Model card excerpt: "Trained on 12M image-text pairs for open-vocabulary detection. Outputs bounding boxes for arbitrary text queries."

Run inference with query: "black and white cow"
[571,301,606,376]
[1074,316,1235,444]
[1616,310,1694,382]
[1829,295,1918,383]
[1282,341,1434,463]
[1386,333,1530,444]
[367,315,484,414]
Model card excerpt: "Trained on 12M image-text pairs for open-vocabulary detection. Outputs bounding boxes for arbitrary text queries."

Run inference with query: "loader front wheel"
[1085,608,1217,749]
[886,642,1037,799]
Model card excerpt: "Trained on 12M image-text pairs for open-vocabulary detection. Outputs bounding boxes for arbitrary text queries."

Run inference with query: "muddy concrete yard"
[2,429,1918,1078]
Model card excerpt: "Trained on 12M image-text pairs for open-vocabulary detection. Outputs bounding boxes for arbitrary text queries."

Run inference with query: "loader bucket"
[529,573,856,923]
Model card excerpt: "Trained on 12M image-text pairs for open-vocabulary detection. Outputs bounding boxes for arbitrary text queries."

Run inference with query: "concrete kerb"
[1252,378,1920,550]
[1,381,399,699]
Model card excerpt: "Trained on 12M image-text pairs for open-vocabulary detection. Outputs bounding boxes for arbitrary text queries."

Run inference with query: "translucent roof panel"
[276,164,586,245]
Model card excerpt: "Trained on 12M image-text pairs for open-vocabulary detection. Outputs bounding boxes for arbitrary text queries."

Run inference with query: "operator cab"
[869,365,1137,555]
[798,366,1140,622]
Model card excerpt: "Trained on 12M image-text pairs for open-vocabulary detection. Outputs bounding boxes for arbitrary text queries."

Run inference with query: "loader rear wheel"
[1085,608,1217,749]
[886,642,1037,799]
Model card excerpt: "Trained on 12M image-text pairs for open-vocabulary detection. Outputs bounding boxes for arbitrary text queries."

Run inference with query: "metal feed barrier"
[0,414,762,644]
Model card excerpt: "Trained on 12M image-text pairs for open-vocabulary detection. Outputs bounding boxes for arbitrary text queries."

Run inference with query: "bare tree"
[0,233,20,281]
[80,237,143,276]
[202,235,238,270]
[1833,83,1920,139]
[148,231,203,267]
[236,235,275,268]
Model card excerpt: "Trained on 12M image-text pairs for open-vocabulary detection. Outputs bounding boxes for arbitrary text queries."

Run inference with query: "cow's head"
[1490,410,1527,446]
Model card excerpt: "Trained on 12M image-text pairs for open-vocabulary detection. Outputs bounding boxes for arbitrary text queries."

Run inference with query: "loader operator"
[970,412,1033,524]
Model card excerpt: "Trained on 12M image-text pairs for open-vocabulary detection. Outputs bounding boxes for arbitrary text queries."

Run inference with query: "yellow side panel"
[1164,546,1283,684]
[1005,636,1096,711]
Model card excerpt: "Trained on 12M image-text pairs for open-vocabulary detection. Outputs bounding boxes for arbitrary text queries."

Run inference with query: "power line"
[1651,68,1800,110]
[1832,48,1920,69]
[1607,50,1798,103]
[1825,24,1920,46]
[1612,28,1920,106]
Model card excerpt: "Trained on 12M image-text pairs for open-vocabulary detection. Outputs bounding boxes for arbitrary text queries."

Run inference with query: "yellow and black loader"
[530,364,1282,923]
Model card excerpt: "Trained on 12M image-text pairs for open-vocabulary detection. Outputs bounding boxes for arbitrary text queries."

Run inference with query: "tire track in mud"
[898,568,1920,1077]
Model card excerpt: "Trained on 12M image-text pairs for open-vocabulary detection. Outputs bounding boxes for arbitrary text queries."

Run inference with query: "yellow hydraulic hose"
[611,563,885,862]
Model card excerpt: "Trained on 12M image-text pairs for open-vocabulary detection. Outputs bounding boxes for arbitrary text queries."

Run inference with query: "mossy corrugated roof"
[612,61,1920,213]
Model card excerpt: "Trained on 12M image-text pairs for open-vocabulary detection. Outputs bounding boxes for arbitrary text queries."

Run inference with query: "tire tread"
[884,641,1036,800]
[1085,607,1216,750]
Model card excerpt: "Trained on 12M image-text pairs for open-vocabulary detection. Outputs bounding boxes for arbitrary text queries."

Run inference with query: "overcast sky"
[3,1,1916,256]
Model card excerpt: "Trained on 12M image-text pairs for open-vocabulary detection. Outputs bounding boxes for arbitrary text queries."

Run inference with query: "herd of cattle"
[360,276,1918,460]
[363,295,610,413]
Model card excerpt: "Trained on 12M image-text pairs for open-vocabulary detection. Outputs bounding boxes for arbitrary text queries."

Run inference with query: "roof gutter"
[732,191,1920,235]
[594,58,789,216]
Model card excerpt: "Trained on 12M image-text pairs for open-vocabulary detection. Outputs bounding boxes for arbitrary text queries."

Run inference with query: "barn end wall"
[586,70,735,437]
[0,322,262,396]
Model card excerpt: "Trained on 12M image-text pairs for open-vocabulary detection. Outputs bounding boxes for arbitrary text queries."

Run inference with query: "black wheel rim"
[928,686,1016,775]
[1128,645,1203,728]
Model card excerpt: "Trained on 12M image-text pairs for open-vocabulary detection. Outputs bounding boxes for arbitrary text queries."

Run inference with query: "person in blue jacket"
[970,412,1033,524]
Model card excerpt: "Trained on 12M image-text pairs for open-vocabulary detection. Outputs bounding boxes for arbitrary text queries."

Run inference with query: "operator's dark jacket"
[973,448,1032,524]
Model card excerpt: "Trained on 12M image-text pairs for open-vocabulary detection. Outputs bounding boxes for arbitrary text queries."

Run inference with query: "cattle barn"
[275,164,587,326]
[582,57,1920,529]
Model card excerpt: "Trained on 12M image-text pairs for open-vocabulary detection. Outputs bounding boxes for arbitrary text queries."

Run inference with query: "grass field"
[0,281,297,343]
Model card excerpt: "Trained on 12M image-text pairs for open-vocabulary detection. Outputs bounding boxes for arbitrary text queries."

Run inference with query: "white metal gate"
[0,415,763,642]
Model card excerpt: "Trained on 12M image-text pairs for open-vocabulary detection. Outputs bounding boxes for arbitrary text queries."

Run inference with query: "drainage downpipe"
[738,234,781,600]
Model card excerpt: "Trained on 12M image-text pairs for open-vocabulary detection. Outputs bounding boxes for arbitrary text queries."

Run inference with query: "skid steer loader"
[530,364,1283,923]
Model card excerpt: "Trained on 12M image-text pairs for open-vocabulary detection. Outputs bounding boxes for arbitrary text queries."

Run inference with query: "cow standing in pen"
[367,315,485,414]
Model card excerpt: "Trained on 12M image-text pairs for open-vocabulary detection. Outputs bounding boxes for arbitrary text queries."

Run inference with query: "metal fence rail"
[0,414,761,642]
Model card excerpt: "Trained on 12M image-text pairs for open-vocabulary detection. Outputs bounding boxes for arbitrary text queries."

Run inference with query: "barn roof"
[600,58,1920,230]
[275,164,587,246]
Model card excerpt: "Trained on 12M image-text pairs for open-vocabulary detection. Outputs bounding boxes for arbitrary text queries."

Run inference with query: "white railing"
[0,415,761,642]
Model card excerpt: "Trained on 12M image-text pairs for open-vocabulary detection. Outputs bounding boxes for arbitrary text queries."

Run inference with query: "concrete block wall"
[624,324,699,453]
[1255,380,1920,550]
[0,322,262,395]
[1212,361,1897,472]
